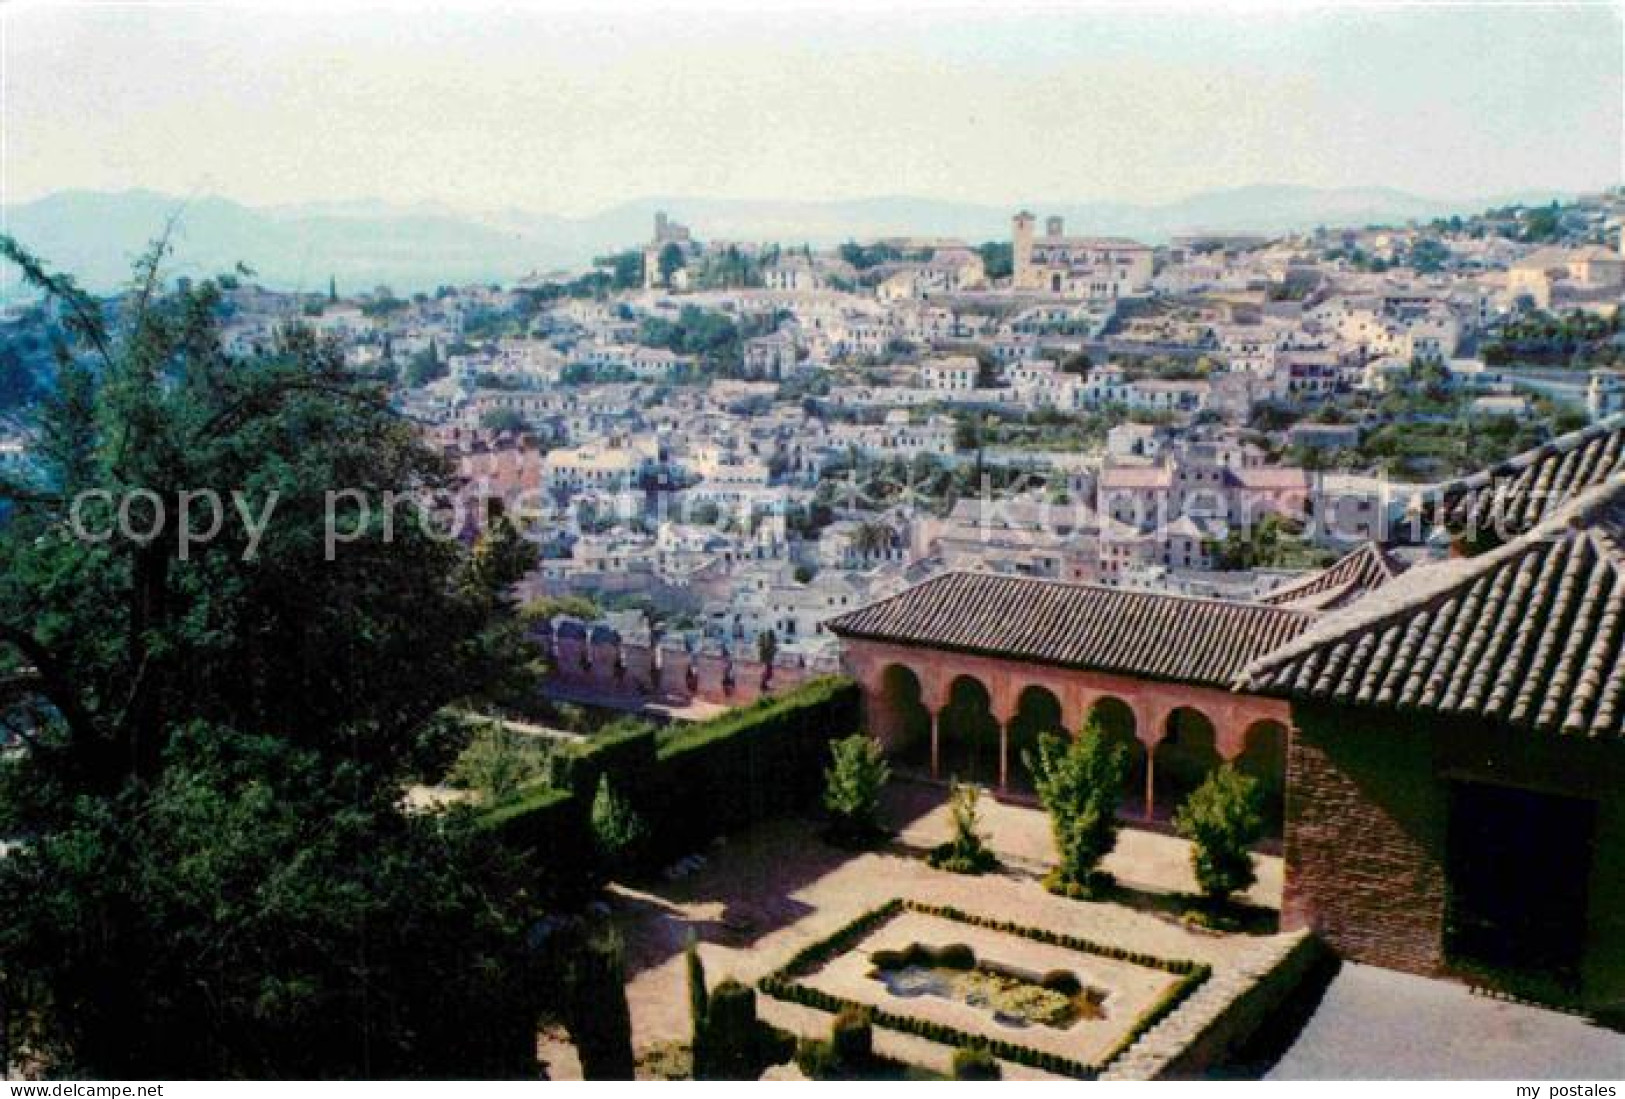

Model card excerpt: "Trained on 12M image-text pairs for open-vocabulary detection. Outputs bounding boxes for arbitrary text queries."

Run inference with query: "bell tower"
[1012,210,1035,289]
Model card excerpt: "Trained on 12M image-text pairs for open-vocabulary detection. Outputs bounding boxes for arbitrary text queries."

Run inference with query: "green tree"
[520,593,601,626]
[850,520,894,558]
[1522,202,1562,242]
[547,924,636,1080]
[402,338,445,387]
[480,407,529,434]
[1024,723,1127,896]
[590,773,649,873]
[1059,350,1093,376]
[0,235,547,1077]
[1173,764,1266,904]
[448,718,550,801]
[658,242,687,286]
[977,240,1013,280]
[953,414,982,452]
[755,628,778,667]
[821,733,890,847]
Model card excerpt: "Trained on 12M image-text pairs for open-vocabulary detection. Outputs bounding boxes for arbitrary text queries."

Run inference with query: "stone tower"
[1012,210,1035,289]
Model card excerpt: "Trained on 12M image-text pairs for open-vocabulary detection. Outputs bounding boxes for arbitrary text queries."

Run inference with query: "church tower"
[1012,210,1035,289]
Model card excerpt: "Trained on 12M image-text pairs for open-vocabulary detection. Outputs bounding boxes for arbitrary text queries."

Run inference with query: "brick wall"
[1282,707,1449,976]
[1283,704,1625,1008]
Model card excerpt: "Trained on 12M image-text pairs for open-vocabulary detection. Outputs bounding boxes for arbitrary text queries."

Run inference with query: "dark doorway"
[1445,781,1596,988]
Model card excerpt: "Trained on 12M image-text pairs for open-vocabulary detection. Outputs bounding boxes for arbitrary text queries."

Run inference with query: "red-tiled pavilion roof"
[825,571,1314,688]
[1259,542,1407,611]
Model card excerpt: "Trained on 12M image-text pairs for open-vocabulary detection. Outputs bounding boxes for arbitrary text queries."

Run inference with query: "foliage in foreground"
[0,235,550,1077]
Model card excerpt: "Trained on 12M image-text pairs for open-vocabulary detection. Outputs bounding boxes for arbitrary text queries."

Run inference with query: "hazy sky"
[4,1,1621,214]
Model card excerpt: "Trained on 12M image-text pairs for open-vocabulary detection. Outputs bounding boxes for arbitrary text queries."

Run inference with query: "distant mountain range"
[1,184,1573,295]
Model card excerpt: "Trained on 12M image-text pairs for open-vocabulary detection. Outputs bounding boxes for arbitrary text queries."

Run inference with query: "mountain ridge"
[2,184,1576,294]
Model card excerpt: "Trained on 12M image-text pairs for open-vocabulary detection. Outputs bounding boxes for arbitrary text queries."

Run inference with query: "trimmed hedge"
[952,1045,1001,1081]
[548,720,659,802]
[475,678,861,898]
[756,898,1213,1080]
[476,781,597,907]
[646,678,861,858]
[871,942,975,973]
[759,978,1099,1080]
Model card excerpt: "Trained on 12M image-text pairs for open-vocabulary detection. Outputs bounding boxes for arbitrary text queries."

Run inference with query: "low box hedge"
[756,897,1212,1079]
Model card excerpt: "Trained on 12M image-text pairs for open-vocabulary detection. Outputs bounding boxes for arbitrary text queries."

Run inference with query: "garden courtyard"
[541,781,1296,1080]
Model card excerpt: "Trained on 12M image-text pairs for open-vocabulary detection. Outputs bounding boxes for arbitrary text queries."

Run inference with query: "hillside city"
[11,196,1616,681]
[4,136,1625,1090]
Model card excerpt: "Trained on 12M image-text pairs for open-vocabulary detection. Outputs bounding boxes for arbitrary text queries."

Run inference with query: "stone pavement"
[1268,962,1625,1080]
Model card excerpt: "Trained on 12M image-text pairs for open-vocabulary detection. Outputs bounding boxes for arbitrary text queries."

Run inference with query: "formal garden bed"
[758,898,1210,1079]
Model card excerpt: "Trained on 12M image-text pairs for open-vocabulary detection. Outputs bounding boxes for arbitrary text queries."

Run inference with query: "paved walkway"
[893,782,1283,909]
[1269,962,1625,1080]
[539,681,730,722]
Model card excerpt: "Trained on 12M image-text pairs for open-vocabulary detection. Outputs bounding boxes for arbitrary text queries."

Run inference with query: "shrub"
[695,978,792,1080]
[1173,764,1266,903]
[550,720,658,801]
[685,931,709,1067]
[590,774,649,873]
[557,926,636,1080]
[952,1045,1001,1080]
[654,678,861,856]
[871,941,977,972]
[1024,721,1127,896]
[830,1005,874,1065]
[794,1037,838,1079]
[822,733,890,847]
[868,948,908,970]
[1040,969,1082,996]
[927,780,999,874]
[446,717,551,800]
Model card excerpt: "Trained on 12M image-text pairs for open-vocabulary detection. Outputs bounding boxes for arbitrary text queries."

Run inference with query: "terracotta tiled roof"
[1243,475,1625,738]
[825,571,1314,688]
[1235,467,1311,490]
[1259,542,1407,611]
[1100,466,1174,489]
[1426,415,1625,539]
